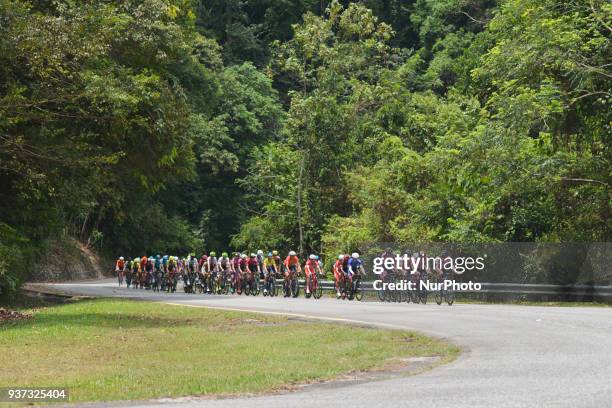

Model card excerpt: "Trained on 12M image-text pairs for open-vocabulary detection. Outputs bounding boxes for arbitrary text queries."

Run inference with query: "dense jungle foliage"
[1,0,610,293]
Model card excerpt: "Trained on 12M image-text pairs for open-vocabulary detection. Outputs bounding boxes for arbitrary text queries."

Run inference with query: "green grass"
[0,299,459,403]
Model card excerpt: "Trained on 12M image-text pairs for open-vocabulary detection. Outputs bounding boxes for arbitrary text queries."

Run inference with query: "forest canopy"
[1,0,610,294]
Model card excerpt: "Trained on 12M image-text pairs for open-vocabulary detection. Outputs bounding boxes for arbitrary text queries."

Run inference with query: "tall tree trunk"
[297,155,305,257]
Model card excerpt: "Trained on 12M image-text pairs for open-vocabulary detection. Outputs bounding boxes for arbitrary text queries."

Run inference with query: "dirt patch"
[30,238,105,282]
[0,308,32,324]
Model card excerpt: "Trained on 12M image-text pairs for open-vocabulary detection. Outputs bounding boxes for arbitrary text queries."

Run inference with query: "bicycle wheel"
[313,278,322,299]
[291,278,299,298]
[435,289,443,305]
[411,285,420,303]
[269,277,277,296]
[346,279,354,300]
[377,284,386,302]
[354,278,363,301]
[253,278,260,296]
[446,289,455,306]
[420,288,428,304]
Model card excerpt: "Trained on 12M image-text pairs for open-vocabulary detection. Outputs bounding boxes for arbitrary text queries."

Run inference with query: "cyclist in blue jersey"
[348,252,364,280]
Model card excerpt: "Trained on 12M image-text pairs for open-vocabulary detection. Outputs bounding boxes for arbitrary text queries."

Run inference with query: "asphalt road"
[46,279,612,408]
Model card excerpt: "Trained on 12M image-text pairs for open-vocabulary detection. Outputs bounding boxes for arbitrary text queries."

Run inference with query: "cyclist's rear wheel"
[253,279,260,296]
[446,289,455,305]
[347,282,355,300]
[411,288,420,303]
[291,278,299,298]
[269,277,277,296]
[435,290,443,305]
[313,280,322,299]
[377,286,385,302]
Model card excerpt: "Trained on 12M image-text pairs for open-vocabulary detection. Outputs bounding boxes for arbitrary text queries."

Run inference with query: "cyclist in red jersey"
[304,254,322,295]
[333,254,345,297]
[115,257,125,286]
[283,251,301,296]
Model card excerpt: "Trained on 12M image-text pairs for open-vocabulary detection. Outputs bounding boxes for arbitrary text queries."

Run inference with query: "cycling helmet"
[222,252,228,257]
[119,256,124,261]
[314,255,319,260]
[338,254,344,260]
[272,250,278,256]
[268,252,273,257]
[241,254,247,259]
[163,255,168,260]
[289,250,296,256]
[309,254,316,260]
[351,252,359,259]
[210,251,216,257]
[135,257,140,263]
[156,254,160,259]
[250,253,256,257]
[257,250,264,255]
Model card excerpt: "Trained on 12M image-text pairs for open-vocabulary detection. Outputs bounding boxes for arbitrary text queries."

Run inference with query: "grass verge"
[0,298,459,403]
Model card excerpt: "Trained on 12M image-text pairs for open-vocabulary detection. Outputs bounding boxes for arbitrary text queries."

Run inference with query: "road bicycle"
[284,267,300,298]
[263,269,278,296]
[416,273,428,304]
[245,269,260,296]
[166,272,177,293]
[213,270,229,295]
[346,269,364,301]
[434,276,455,306]
[304,270,322,299]
[378,271,401,302]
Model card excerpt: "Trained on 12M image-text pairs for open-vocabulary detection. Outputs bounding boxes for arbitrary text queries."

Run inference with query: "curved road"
[45,279,612,408]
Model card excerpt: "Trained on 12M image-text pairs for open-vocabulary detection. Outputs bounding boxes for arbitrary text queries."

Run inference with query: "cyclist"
[304,254,322,295]
[167,256,177,292]
[206,252,218,293]
[198,253,208,272]
[263,252,278,295]
[272,250,282,276]
[218,252,231,290]
[162,255,169,274]
[140,256,148,273]
[283,251,301,297]
[115,257,125,286]
[153,255,163,290]
[132,257,141,289]
[145,257,154,288]
[333,254,345,297]
[416,249,429,284]
[247,253,260,289]
[230,252,241,293]
[316,255,323,272]
[188,255,198,276]
[238,253,248,293]
[348,252,363,282]
[256,250,265,280]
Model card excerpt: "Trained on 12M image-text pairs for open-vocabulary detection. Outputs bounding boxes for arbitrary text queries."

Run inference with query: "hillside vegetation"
[1,0,609,295]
